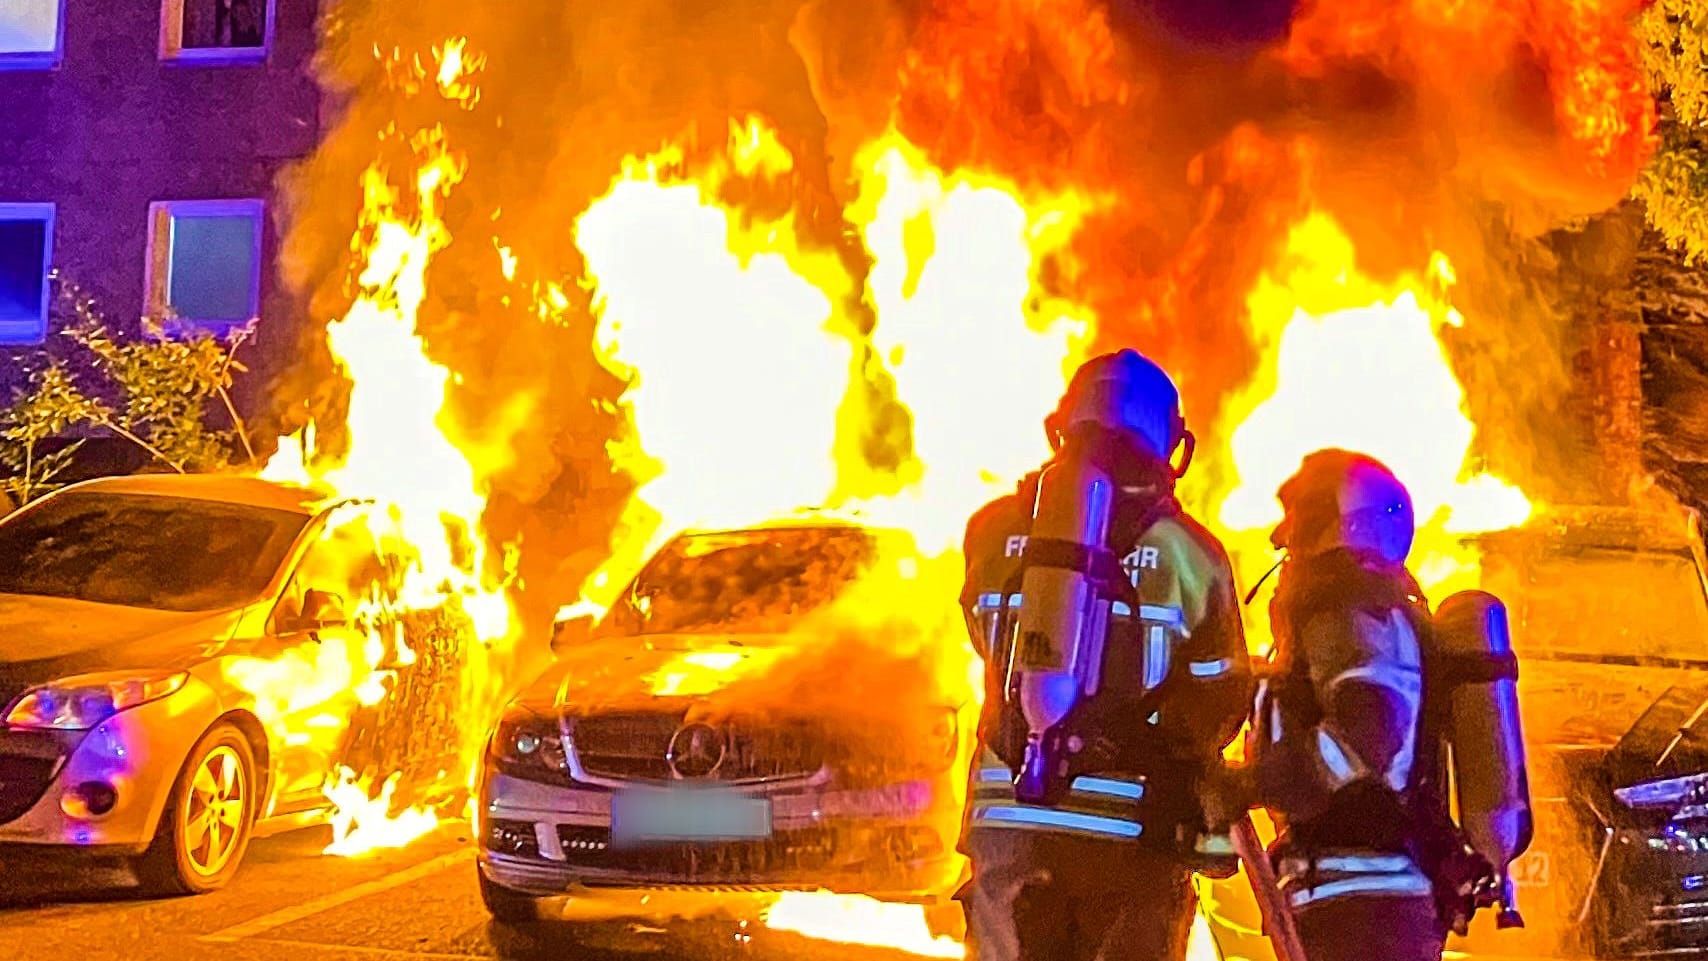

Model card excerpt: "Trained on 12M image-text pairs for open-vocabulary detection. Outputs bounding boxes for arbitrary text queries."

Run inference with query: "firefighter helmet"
[1044,349,1191,469]
[1272,449,1415,566]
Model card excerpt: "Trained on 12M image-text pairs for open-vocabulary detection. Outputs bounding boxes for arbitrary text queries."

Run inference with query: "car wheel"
[479,868,539,923]
[135,723,257,896]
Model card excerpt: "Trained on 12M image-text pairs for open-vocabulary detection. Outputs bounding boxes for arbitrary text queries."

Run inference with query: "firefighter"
[958,349,1252,961]
[1242,449,1451,961]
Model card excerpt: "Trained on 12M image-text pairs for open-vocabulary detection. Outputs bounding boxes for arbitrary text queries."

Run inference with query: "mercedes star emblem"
[666,722,726,779]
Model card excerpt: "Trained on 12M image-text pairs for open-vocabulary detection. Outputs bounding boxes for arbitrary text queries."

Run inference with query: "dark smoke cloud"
[268,0,1656,639]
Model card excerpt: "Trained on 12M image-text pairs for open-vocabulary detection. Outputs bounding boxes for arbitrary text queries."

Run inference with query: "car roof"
[47,473,333,516]
[676,518,911,541]
[1467,505,1701,556]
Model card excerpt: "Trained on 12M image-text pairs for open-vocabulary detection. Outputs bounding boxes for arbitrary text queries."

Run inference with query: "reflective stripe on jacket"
[1277,851,1434,909]
[967,751,1147,842]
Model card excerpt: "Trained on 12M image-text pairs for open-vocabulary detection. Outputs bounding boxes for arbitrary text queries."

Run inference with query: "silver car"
[477,522,973,927]
[0,473,435,894]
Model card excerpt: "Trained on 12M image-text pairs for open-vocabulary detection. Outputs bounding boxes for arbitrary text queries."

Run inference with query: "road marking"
[238,938,490,960]
[201,849,472,943]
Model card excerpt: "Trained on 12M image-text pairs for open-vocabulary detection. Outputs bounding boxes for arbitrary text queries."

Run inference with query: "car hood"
[553,634,795,712]
[0,593,244,689]
[552,631,964,720]
[1604,678,1708,790]
[1516,654,1696,752]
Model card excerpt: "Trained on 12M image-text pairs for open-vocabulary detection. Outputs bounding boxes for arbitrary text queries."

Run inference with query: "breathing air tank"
[1434,590,1533,929]
[1009,428,1116,805]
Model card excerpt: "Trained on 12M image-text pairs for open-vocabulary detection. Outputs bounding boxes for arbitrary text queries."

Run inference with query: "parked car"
[0,473,428,895]
[1470,506,1708,959]
[476,520,975,926]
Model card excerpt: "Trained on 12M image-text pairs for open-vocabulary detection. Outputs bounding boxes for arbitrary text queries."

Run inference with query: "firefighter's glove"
[1198,763,1256,831]
[1430,844,1497,937]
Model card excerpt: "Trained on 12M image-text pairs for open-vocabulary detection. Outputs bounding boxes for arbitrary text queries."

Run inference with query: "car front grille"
[569,712,824,784]
[555,822,942,881]
[0,754,58,825]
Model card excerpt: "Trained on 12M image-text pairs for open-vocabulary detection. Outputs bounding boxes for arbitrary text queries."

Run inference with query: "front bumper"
[478,771,960,900]
[0,692,209,853]
[1591,816,1708,955]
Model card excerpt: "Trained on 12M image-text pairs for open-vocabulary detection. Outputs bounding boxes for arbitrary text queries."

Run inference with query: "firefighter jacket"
[959,471,1252,848]
[1251,550,1438,911]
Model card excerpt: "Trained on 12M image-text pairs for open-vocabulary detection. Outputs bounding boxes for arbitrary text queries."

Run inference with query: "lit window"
[0,0,65,70]
[0,204,53,345]
[145,200,264,328]
[159,0,274,64]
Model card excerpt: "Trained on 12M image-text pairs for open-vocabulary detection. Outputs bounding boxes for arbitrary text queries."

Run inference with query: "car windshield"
[602,526,881,637]
[1479,544,1708,662]
[0,491,309,613]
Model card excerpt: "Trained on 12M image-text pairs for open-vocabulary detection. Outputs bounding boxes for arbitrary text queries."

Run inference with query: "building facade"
[0,0,320,363]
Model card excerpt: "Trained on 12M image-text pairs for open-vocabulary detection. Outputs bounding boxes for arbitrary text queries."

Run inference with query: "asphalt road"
[0,822,960,961]
[0,823,1579,961]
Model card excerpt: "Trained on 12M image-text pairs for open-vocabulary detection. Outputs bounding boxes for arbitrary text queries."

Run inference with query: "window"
[0,203,53,345]
[0,491,309,612]
[159,0,274,64]
[269,512,394,634]
[145,199,264,328]
[0,0,64,70]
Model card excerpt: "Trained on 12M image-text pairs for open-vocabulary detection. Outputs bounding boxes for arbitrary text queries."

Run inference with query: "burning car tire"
[478,868,538,923]
[134,723,257,896]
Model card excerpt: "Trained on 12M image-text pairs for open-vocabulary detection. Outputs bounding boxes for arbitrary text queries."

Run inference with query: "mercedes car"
[476,520,976,926]
[0,473,442,895]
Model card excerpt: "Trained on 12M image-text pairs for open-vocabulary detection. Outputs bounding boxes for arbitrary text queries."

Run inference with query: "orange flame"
[1207,212,1532,617]
[763,893,964,958]
[254,39,521,857]
[271,2,1656,953]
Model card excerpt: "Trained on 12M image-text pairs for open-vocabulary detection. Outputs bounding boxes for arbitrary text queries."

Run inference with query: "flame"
[564,114,1538,951]
[763,893,963,959]
[246,39,522,857]
[250,4,1669,959]
[839,131,1096,550]
[1208,212,1532,622]
[576,132,853,575]
[571,120,1093,613]
[323,766,439,856]
[563,116,1087,947]
[648,650,780,698]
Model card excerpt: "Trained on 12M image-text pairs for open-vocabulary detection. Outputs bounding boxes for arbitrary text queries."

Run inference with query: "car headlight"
[4,671,189,731]
[489,706,570,784]
[1616,773,1708,810]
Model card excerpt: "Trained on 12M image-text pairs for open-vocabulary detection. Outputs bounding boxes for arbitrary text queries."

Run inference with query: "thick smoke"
[267,0,1657,637]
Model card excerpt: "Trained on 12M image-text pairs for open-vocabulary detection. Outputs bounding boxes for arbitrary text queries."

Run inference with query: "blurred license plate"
[611,791,772,843]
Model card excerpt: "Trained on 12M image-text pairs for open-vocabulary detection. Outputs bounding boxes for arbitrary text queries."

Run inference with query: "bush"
[0,272,257,506]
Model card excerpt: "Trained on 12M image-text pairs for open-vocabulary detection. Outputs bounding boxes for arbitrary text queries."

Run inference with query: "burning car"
[476,520,976,924]
[0,473,432,894]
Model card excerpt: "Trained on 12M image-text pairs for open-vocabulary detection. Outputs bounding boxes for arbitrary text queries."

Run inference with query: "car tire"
[479,868,539,923]
[135,723,257,897]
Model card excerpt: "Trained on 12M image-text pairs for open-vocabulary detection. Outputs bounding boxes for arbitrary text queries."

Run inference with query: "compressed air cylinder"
[1014,446,1115,739]
[1434,591,1534,878]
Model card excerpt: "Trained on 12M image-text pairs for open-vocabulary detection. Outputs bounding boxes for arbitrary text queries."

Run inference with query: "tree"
[1634,0,1708,262]
[0,272,257,506]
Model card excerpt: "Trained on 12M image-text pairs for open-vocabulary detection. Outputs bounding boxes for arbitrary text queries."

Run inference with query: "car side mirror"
[550,614,595,656]
[283,589,349,635]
